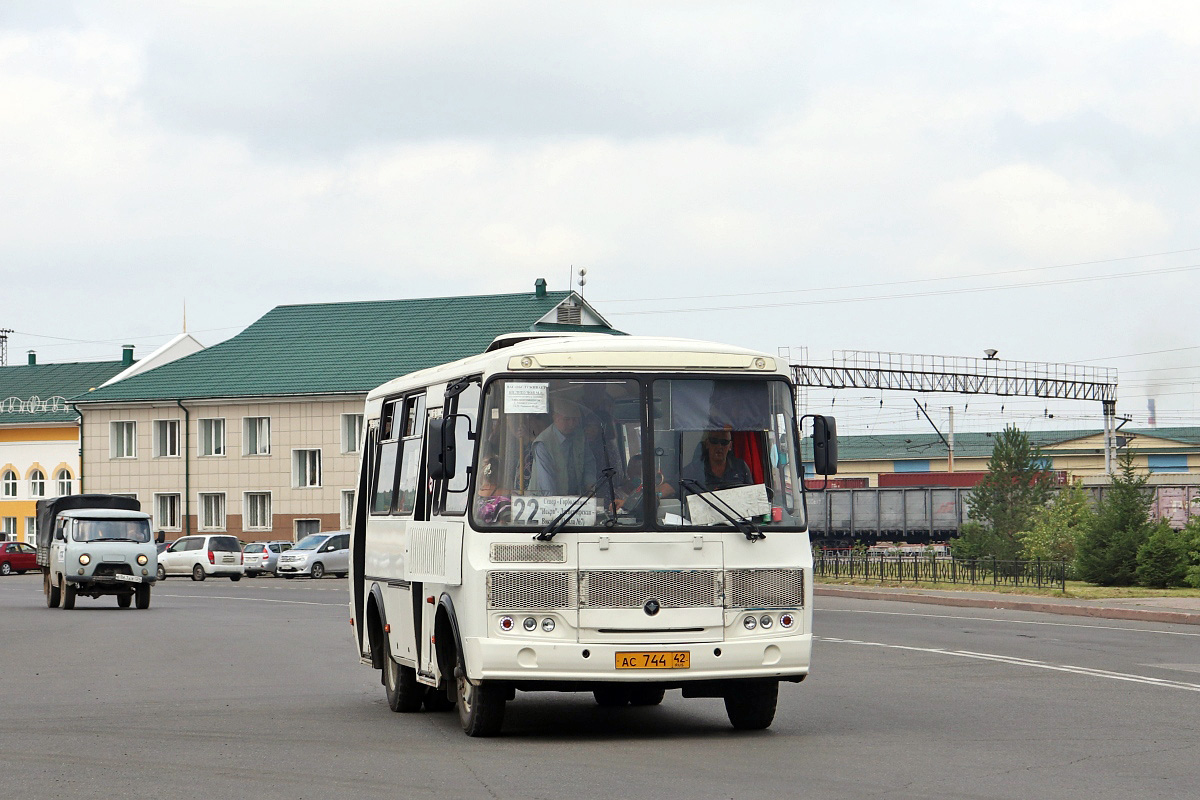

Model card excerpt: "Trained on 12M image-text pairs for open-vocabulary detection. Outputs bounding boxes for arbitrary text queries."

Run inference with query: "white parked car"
[276,532,349,579]
[156,535,244,581]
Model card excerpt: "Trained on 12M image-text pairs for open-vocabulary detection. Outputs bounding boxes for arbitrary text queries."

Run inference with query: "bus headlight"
[759,615,773,629]
[78,553,91,566]
[137,554,148,566]
[743,616,756,630]
[523,617,537,632]
[541,618,555,632]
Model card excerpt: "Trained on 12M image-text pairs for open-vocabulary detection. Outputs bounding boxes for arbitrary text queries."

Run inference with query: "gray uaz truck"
[36,495,157,610]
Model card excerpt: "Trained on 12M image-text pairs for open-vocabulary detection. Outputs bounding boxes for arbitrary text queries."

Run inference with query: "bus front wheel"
[723,679,779,730]
[457,673,505,737]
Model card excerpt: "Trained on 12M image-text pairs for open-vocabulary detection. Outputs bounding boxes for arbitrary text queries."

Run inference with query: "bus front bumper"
[463,633,812,683]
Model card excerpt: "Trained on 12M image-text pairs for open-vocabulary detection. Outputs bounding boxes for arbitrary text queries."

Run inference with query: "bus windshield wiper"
[535,468,617,542]
[679,479,766,542]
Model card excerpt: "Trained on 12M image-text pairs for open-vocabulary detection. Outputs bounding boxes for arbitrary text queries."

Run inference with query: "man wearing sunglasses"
[681,426,752,491]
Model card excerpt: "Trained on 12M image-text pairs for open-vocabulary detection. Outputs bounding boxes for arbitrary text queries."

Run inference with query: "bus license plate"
[615,651,690,670]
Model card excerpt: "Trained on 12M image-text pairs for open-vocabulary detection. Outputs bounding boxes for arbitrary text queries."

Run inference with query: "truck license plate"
[615,651,690,670]
[113,573,142,583]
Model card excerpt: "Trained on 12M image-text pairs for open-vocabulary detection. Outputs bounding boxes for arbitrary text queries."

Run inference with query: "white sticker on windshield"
[510,495,598,526]
[504,382,549,414]
[686,484,771,526]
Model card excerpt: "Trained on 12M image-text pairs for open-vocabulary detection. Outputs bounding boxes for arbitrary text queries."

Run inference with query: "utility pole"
[0,329,12,367]
[947,406,955,473]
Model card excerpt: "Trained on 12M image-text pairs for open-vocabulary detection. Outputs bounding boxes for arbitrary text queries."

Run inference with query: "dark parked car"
[0,541,39,575]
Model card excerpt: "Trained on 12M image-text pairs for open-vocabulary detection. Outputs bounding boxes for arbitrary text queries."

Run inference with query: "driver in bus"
[528,397,596,495]
[681,425,752,491]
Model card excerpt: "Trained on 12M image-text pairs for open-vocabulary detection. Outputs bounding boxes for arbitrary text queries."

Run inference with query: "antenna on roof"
[183,301,187,333]
[0,328,11,366]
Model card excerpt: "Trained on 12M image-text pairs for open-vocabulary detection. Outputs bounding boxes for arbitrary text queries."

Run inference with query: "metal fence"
[813,552,1068,591]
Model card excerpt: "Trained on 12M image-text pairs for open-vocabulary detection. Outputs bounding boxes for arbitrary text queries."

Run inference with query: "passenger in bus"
[475,458,511,523]
[528,397,595,495]
[681,426,752,491]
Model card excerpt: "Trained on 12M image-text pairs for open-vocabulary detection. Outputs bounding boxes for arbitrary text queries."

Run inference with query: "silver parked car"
[276,531,349,579]
[243,540,292,577]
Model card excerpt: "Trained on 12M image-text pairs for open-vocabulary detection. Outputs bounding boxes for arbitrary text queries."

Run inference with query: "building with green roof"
[74,281,620,541]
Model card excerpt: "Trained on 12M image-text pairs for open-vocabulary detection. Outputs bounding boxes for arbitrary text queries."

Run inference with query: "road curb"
[815,586,1200,627]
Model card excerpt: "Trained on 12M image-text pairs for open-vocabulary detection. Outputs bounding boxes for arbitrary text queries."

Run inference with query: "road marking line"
[818,636,1200,692]
[155,593,345,606]
[820,607,1200,637]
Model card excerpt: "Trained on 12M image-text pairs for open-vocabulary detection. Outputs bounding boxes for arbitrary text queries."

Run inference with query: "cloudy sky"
[3,1,1199,436]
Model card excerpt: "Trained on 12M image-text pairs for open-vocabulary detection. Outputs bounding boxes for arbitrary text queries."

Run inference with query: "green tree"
[963,426,1055,559]
[1075,451,1154,586]
[1017,480,1093,561]
[1181,517,1200,589]
[1134,521,1189,588]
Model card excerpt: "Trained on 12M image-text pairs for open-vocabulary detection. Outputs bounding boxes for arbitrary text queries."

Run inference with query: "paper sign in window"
[504,382,549,414]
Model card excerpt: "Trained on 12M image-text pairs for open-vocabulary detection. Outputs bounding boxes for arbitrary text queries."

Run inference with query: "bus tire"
[383,638,423,713]
[45,570,60,608]
[629,686,666,706]
[723,679,778,730]
[457,677,505,737]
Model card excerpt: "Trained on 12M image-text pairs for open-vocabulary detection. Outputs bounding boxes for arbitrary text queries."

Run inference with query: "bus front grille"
[489,543,566,563]
[579,570,722,609]
[725,568,804,608]
[487,570,576,609]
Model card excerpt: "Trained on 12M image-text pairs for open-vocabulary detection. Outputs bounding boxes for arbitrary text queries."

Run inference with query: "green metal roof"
[820,428,1200,462]
[0,360,129,424]
[76,289,622,404]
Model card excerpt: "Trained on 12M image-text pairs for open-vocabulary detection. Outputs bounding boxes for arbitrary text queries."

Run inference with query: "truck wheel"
[191,564,206,581]
[135,584,151,609]
[629,686,666,706]
[117,593,132,608]
[383,635,423,713]
[0,562,11,576]
[310,562,325,580]
[45,571,61,608]
[156,564,166,581]
[723,679,779,730]
[60,578,76,610]
[457,673,506,737]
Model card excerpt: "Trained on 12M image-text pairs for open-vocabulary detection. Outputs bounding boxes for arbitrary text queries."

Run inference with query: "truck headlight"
[78,553,91,565]
[137,554,148,566]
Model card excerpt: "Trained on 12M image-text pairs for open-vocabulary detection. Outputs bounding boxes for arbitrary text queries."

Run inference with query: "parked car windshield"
[292,534,327,550]
[73,519,152,543]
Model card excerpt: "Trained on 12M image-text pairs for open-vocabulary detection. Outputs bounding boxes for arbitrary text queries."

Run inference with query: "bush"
[952,521,1019,560]
[1017,481,1093,561]
[1134,522,1189,588]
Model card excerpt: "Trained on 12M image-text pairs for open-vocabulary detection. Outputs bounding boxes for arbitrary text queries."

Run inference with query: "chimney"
[534,277,547,298]
[27,350,36,366]
[122,345,134,366]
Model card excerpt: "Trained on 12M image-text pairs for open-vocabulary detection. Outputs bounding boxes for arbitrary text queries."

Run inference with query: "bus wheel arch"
[365,585,388,671]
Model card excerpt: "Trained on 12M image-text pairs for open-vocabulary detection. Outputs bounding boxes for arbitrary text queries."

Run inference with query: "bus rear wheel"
[457,674,505,737]
[723,679,779,730]
[382,637,423,713]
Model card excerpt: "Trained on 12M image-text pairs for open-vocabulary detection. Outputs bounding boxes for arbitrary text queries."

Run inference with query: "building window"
[28,469,45,498]
[55,469,73,496]
[155,494,181,531]
[1147,454,1187,473]
[341,490,355,529]
[110,421,137,458]
[296,519,320,538]
[25,517,37,544]
[1,517,15,540]
[199,493,226,530]
[1,470,15,498]
[154,419,181,458]
[293,449,322,488]
[243,417,271,456]
[342,414,364,453]
[199,418,226,456]
[244,492,272,530]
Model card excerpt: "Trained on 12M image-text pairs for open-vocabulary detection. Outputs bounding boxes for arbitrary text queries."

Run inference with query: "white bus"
[349,333,837,736]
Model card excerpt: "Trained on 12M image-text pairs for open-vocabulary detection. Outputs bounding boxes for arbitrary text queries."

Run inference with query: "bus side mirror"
[812,415,838,475]
[427,417,457,481]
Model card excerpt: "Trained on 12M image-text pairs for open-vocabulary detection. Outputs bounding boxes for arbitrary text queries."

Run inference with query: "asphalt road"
[1,572,1197,800]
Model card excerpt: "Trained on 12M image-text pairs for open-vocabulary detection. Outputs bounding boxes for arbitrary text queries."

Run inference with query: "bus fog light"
[499,616,515,632]
[760,615,773,629]
[137,554,148,566]
[780,613,795,628]
[523,617,537,632]
[541,618,555,632]
[743,616,757,630]
[79,553,91,565]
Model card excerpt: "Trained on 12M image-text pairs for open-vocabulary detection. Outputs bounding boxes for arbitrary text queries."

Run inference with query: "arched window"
[1,470,16,498]
[55,469,73,497]
[29,469,45,498]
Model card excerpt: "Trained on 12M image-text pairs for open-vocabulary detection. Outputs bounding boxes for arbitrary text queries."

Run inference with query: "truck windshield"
[73,519,152,543]
[651,378,805,530]
[472,377,642,530]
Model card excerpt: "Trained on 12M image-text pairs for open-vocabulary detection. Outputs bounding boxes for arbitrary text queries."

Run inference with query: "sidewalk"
[816,583,1200,627]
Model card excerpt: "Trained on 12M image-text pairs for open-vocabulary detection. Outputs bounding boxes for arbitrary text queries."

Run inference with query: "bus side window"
[371,399,403,515]
[394,394,426,516]
[443,382,480,515]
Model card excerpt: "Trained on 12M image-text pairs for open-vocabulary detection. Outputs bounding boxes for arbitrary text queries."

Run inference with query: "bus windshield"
[470,375,804,531]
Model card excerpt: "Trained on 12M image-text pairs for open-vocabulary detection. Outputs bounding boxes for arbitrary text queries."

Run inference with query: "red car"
[0,542,38,576]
